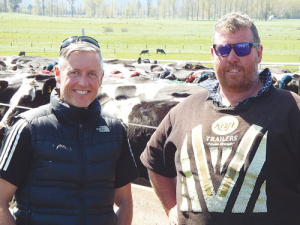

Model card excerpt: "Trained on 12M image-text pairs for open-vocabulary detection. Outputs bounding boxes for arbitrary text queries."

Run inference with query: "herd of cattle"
[0,55,299,184]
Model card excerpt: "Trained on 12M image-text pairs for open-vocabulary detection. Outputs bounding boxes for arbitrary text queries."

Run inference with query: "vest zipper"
[78,123,86,225]
[79,123,82,141]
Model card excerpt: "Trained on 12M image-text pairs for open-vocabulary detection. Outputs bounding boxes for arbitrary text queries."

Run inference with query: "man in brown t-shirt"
[141,12,300,225]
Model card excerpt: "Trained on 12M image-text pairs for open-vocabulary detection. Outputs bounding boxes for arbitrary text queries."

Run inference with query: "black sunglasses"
[60,36,100,51]
[213,42,260,57]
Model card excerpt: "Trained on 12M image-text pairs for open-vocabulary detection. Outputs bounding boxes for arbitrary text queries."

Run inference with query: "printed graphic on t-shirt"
[180,115,267,213]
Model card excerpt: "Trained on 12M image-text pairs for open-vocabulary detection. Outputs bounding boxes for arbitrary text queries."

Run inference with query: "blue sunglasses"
[213,42,260,57]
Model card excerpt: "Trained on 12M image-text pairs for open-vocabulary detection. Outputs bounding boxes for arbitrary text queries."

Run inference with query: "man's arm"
[149,170,178,224]
[114,183,133,225]
[0,178,17,225]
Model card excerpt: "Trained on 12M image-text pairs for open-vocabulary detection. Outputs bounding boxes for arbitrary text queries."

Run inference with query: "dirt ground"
[131,183,169,225]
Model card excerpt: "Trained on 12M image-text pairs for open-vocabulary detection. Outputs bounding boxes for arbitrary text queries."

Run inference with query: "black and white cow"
[0,76,56,140]
[0,56,57,142]
[156,49,166,54]
[126,100,179,180]
[139,50,149,55]
[99,79,204,183]
[18,51,26,57]
[0,78,39,128]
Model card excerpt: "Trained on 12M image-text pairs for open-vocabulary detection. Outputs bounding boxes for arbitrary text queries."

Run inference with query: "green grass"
[0,13,300,72]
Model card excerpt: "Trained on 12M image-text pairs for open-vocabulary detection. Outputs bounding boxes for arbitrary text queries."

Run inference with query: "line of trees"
[1,0,300,20]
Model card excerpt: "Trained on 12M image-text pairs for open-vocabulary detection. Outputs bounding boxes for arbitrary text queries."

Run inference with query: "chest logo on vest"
[212,116,239,135]
[96,126,110,132]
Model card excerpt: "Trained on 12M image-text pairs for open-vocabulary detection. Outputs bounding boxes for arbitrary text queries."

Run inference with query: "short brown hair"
[213,11,260,44]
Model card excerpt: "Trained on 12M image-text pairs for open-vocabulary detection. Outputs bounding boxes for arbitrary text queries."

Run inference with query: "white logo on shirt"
[180,124,267,213]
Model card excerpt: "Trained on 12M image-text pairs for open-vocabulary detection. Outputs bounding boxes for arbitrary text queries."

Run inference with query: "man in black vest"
[0,36,138,225]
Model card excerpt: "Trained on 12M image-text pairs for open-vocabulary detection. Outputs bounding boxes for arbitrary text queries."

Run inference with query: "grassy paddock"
[0,13,300,72]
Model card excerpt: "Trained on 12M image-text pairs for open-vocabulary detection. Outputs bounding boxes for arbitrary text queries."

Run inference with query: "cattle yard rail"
[157,60,300,73]
[0,103,32,110]
[123,122,157,130]
[105,59,300,73]
[258,62,300,73]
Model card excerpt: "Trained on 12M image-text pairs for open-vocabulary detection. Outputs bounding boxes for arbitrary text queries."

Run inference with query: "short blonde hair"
[59,41,103,75]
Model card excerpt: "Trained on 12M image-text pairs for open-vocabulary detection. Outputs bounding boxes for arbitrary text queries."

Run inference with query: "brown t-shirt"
[141,86,300,225]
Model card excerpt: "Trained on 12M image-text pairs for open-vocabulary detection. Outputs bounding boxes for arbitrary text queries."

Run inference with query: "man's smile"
[75,90,89,94]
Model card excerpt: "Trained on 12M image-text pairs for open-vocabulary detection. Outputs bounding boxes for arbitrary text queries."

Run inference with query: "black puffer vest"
[13,89,122,225]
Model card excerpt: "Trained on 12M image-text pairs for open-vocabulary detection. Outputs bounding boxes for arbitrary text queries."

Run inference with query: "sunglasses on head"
[60,36,100,51]
[213,42,260,57]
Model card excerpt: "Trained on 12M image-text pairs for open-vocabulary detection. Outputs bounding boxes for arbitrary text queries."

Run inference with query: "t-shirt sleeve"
[140,112,177,178]
[0,119,32,187]
[114,125,139,188]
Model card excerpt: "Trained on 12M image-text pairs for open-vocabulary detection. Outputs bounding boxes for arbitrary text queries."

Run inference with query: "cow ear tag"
[54,66,60,83]
[47,86,52,93]
[54,66,60,75]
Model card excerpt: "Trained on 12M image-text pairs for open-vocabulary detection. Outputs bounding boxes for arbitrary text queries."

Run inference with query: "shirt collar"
[199,68,272,106]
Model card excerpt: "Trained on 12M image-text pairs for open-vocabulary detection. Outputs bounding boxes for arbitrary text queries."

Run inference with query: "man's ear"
[211,47,215,61]
[54,66,61,83]
[256,44,263,63]
[99,71,104,87]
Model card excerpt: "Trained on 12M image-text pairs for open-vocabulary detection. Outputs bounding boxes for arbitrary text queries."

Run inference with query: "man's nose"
[78,74,88,86]
[227,49,240,63]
